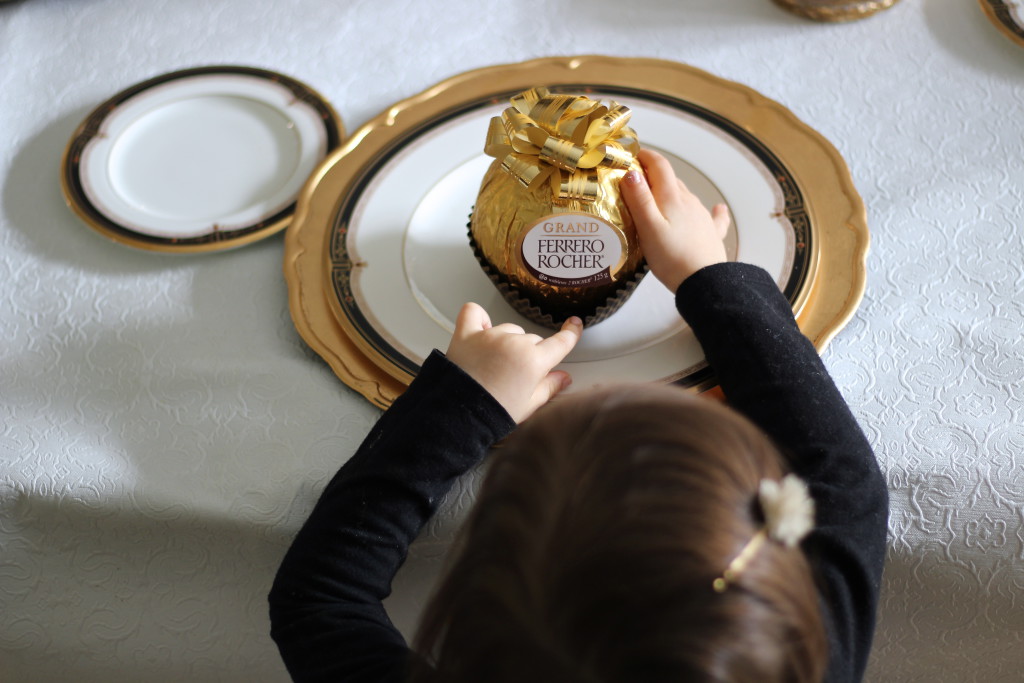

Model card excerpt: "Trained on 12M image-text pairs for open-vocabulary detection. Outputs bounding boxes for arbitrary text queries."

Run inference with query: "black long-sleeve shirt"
[269,262,889,683]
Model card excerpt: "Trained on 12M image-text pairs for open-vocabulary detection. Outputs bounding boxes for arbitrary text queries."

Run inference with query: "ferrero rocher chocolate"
[469,87,647,328]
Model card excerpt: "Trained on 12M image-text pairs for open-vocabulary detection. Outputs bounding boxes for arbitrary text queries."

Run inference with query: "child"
[268,150,889,683]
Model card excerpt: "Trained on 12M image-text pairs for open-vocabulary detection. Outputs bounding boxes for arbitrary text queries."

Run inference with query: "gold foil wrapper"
[470,88,647,328]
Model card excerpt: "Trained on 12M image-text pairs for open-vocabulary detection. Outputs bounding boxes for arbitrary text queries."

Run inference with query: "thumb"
[525,370,573,418]
[454,302,491,338]
[711,204,731,239]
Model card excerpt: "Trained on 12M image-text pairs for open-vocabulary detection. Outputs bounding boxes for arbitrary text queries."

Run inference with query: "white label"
[518,214,624,288]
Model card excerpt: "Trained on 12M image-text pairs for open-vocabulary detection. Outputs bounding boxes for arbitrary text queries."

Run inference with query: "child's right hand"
[445,303,583,423]
[620,148,731,294]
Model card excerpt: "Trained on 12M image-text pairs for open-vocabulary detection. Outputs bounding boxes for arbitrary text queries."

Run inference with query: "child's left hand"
[445,303,583,423]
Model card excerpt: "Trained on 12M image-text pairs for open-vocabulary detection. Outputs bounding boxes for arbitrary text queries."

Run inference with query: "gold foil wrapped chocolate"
[470,87,647,328]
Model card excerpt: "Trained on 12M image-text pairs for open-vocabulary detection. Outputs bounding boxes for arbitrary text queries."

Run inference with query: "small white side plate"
[979,0,1024,47]
[63,67,341,251]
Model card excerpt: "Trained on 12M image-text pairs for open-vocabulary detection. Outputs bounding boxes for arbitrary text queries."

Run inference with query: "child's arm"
[269,311,579,682]
[622,149,888,683]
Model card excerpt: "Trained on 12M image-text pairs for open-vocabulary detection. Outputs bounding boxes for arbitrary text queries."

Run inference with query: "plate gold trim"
[978,0,1024,48]
[61,65,344,254]
[285,56,869,408]
[773,0,901,21]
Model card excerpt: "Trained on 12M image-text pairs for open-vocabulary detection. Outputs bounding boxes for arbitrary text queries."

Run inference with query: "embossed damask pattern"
[1,0,1022,681]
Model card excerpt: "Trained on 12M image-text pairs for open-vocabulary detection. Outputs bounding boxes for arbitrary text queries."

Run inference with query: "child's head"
[412,384,827,682]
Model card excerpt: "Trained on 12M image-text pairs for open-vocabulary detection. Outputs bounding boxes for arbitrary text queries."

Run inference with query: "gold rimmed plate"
[773,0,902,22]
[285,56,869,408]
[61,66,344,253]
[979,0,1024,47]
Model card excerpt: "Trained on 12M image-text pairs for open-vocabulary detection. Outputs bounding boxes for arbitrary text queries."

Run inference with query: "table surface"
[2,1,1023,681]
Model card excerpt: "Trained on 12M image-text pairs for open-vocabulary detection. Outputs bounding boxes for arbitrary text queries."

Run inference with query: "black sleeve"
[675,262,889,683]
[268,350,516,683]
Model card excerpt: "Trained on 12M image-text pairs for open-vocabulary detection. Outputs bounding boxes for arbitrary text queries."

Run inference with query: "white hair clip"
[713,474,815,593]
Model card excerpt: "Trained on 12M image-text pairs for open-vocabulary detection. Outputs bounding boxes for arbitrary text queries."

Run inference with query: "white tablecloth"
[2,1,1022,680]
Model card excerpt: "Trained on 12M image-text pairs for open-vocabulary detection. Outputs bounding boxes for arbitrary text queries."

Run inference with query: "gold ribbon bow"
[483,87,640,203]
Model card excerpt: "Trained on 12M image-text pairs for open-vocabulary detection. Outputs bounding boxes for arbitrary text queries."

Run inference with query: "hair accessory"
[713,474,815,593]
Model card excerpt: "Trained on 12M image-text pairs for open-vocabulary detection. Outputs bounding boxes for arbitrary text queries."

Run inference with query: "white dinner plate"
[325,88,813,390]
[61,66,343,252]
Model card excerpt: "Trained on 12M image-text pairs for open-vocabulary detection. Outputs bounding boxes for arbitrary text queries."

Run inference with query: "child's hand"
[620,148,731,294]
[446,303,583,423]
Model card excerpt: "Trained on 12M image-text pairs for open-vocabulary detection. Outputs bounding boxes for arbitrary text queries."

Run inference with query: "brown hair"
[411,384,827,682]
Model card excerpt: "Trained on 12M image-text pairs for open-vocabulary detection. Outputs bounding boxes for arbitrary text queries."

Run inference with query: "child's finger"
[490,322,527,336]
[620,168,664,232]
[454,302,491,337]
[537,316,583,365]
[712,204,731,239]
[637,149,681,208]
[529,370,573,412]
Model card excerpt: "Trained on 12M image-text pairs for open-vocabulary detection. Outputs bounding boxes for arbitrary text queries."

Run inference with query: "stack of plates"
[281,57,869,407]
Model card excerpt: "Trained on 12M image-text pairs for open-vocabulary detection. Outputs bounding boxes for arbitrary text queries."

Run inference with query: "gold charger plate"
[978,0,1024,48]
[284,56,869,409]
